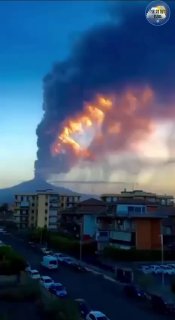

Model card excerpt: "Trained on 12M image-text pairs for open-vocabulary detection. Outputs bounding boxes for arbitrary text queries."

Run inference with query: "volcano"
[0,178,79,204]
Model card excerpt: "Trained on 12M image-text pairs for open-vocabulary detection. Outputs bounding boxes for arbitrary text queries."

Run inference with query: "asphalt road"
[0,233,168,320]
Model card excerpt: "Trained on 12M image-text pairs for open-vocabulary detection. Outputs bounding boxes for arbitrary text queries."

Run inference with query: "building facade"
[98,189,174,250]
[59,190,175,251]
[14,190,80,230]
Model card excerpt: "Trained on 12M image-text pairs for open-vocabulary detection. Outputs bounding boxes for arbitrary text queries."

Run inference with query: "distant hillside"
[0,178,80,204]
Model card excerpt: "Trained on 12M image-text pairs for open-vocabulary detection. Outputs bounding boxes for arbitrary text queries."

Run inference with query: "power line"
[53,180,137,185]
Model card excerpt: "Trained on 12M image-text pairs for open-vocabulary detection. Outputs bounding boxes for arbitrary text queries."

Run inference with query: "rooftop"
[101,189,174,199]
[61,198,107,215]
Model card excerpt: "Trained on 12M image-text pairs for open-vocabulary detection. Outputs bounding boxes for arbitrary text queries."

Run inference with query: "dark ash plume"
[35,1,175,179]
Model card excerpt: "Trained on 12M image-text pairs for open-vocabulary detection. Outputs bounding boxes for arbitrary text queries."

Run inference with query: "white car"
[141,265,154,274]
[41,247,52,255]
[86,311,110,320]
[160,266,175,275]
[40,276,54,289]
[27,269,40,280]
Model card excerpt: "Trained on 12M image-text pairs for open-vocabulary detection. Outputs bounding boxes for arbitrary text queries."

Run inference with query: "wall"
[37,194,47,228]
[135,219,161,249]
[135,220,151,249]
[151,220,161,249]
[116,204,146,215]
[83,215,97,237]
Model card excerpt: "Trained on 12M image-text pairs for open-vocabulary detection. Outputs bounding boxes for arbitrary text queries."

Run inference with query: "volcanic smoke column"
[35,2,175,180]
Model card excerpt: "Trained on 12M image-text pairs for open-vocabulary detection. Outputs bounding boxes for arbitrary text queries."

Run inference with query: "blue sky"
[0,1,109,187]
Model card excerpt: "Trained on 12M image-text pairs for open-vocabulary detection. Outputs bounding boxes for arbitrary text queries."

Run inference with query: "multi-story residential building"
[101,189,174,206]
[14,190,81,230]
[98,189,175,250]
[60,198,107,240]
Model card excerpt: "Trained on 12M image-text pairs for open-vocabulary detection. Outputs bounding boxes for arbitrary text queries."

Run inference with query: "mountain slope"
[0,178,79,204]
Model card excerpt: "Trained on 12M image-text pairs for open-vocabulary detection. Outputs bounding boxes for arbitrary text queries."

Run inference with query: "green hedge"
[103,246,175,262]
[0,246,26,274]
[28,228,96,257]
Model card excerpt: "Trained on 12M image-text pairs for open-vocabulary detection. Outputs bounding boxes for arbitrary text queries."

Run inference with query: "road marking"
[86,268,102,275]
[103,275,116,283]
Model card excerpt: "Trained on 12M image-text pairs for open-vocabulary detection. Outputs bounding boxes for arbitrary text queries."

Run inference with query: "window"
[45,202,48,206]
[142,207,146,213]
[45,210,47,213]
[134,207,141,213]
[128,206,134,212]
[32,210,34,213]
[32,203,34,207]
[45,217,47,221]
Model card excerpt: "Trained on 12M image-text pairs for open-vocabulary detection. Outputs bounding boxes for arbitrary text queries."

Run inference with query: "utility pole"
[79,219,83,263]
[160,233,164,286]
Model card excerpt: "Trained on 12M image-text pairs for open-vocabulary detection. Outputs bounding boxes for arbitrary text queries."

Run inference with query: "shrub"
[38,298,79,320]
[0,282,40,302]
[0,246,26,275]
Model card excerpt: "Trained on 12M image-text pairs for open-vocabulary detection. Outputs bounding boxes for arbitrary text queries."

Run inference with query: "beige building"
[14,190,81,229]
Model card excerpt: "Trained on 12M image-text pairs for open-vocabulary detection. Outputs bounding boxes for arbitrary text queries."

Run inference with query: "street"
[0,233,168,320]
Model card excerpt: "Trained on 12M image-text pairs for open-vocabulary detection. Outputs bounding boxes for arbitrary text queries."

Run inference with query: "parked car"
[27,269,40,280]
[150,294,173,315]
[41,247,52,255]
[49,282,67,297]
[140,265,156,274]
[86,311,110,320]
[25,263,31,272]
[41,255,58,269]
[40,276,54,288]
[123,284,147,300]
[54,253,69,262]
[75,299,91,319]
[62,257,76,266]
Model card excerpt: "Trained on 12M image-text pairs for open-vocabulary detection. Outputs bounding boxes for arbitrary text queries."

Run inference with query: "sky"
[0,1,109,187]
[1,1,175,195]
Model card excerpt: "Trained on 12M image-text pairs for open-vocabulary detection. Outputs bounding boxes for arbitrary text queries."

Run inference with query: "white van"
[41,255,58,269]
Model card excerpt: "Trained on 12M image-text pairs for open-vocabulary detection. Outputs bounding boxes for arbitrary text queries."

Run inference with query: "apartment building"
[60,198,107,240]
[14,190,81,230]
[98,189,175,250]
[101,189,174,206]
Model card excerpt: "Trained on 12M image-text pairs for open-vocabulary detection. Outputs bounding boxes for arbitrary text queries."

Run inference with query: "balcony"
[20,201,30,208]
[97,224,114,231]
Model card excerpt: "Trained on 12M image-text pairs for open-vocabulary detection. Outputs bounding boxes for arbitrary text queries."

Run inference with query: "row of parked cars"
[29,242,88,272]
[26,266,110,320]
[26,244,111,320]
[124,284,175,316]
[139,264,175,275]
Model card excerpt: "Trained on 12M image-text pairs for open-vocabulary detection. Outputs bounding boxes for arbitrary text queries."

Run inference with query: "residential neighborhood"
[12,189,175,252]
